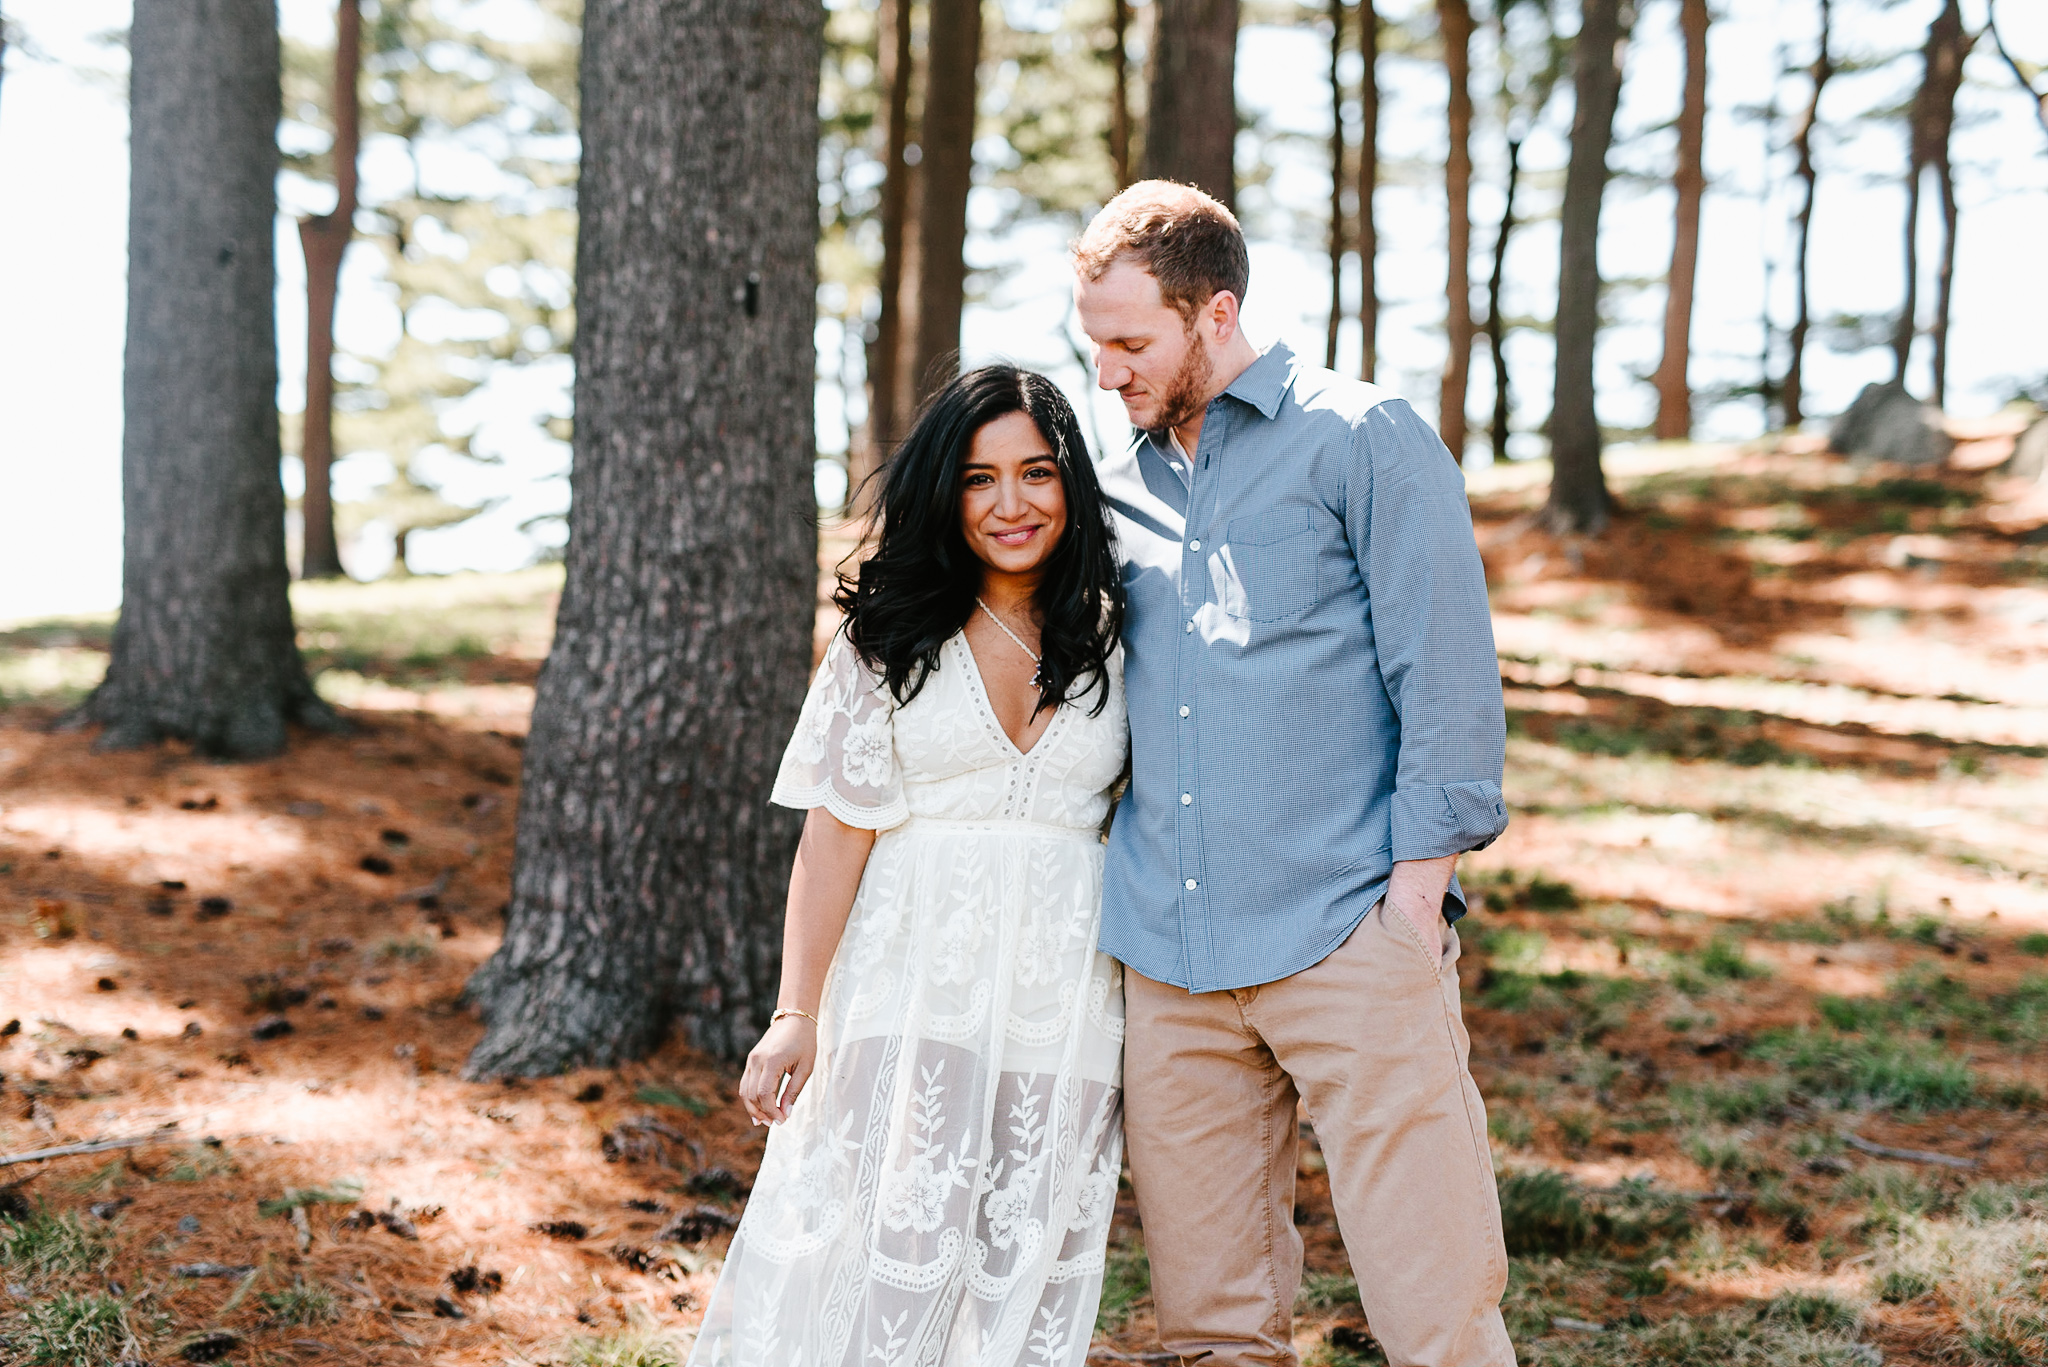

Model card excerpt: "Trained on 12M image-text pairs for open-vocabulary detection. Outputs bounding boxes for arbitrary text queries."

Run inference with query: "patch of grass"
[2017,933,2048,957]
[1096,1236,1150,1332]
[1667,1076,1791,1125]
[1496,1170,1691,1260]
[1489,1108,1535,1149]
[1750,1027,1979,1112]
[1697,936,1769,981]
[1845,1164,1949,1232]
[4,1290,132,1365]
[377,936,437,963]
[1876,1268,1935,1303]
[1297,1270,1361,1311]
[1763,1291,1861,1333]
[1815,969,2048,1047]
[0,1205,113,1282]
[1960,1178,2048,1224]
[1956,1307,2048,1366]
[261,1278,341,1326]
[161,1144,237,1183]
[256,1180,364,1218]
[557,1325,693,1367]
[1524,1309,1873,1367]
[633,1084,712,1117]
[1682,1129,1754,1179]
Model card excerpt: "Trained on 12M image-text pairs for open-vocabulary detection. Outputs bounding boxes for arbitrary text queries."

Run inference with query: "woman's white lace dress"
[689,629,1128,1367]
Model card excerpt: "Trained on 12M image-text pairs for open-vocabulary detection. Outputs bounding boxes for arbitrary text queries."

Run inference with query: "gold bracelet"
[771,1007,818,1025]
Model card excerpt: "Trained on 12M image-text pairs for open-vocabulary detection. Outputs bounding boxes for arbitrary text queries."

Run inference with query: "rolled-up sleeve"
[1351,399,1508,863]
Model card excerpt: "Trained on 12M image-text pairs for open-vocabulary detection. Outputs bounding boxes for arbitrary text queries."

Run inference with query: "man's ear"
[1208,290,1242,346]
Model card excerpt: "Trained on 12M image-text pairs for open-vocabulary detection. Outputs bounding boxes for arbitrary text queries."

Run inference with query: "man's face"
[1074,259,1213,434]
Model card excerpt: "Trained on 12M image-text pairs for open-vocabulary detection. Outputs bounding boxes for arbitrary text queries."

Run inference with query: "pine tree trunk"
[910,0,981,406]
[1782,0,1831,432]
[1325,0,1346,370]
[859,0,915,499]
[1652,0,1706,441]
[82,0,338,760]
[1142,0,1239,208]
[1486,137,1520,465]
[1892,1,1968,387]
[1924,3,1973,411]
[1110,0,1133,188]
[462,0,821,1077]
[298,0,362,581]
[1358,0,1379,382]
[1543,0,1626,537]
[1438,0,1475,459]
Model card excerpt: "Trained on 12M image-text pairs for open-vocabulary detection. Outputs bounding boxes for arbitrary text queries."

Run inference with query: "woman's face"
[957,410,1068,585]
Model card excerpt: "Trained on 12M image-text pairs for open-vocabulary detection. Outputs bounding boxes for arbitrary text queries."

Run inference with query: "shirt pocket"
[1225,507,1319,622]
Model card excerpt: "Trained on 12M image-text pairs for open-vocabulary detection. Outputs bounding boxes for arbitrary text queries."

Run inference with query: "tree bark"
[1358,0,1379,381]
[462,0,821,1076]
[1438,0,1475,459]
[1783,0,1831,432]
[909,0,981,406]
[858,0,915,498]
[1326,0,1346,370]
[1652,0,1706,441]
[1110,0,1133,188]
[1893,0,1970,396]
[1543,0,1627,536]
[298,0,362,581]
[1485,137,1520,466]
[82,0,338,760]
[1141,0,1239,208]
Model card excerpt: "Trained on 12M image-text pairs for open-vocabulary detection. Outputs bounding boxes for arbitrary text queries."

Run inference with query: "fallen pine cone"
[180,1331,240,1362]
[529,1219,589,1241]
[654,1205,738,1246]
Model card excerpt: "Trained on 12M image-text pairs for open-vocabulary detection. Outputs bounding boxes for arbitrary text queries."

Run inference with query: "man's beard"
[1147,322,1214,435]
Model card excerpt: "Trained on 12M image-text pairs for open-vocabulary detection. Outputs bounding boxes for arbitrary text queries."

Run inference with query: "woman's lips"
[990,524,1041,546]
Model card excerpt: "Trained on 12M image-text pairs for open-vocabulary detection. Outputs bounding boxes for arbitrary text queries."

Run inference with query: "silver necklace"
[975,596,1042,672]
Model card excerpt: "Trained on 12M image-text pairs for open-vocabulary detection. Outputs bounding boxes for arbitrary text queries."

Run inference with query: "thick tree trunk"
[909,0,980,406]
[1543,0,1626,536]
[1485,137,1521,466]
[1438,0,1475,459]
[1652,0,1706,441]
[83,0,337,760]
[1783,0,1831,432]
[1142,0,1239,208]
[1110,0,1133,187]
[1325,0,1346,370]
[298,0,362,581]
[463,0,821,1076]
[859,0,915,498]
[1358,0,1378,381]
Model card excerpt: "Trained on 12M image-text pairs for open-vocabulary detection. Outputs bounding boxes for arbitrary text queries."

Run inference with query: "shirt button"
[1181,793,1192,805]
[1189,539,1201,551]
[1179,705,1190,717]
[1184,878,1198,890]
[1185,620,1194,633]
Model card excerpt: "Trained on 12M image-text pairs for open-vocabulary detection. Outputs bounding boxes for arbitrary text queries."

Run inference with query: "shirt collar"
[1221,340,1295,421]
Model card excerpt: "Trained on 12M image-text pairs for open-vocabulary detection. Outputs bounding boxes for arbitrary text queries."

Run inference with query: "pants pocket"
[1380,900,1446,979]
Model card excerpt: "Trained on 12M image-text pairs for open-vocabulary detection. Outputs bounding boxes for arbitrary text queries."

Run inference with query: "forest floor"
[3,443,2048,1367]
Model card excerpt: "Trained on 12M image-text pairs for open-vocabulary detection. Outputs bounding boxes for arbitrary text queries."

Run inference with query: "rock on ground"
[1828,381,1953,467]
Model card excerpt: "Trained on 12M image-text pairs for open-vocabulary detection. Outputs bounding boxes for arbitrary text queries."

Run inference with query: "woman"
[689,366,1129,1367]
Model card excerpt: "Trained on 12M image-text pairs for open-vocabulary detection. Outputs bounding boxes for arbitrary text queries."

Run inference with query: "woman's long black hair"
[836,364,1124,716]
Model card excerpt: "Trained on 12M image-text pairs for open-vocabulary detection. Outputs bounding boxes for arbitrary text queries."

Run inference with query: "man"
[1074,181,1515,1367]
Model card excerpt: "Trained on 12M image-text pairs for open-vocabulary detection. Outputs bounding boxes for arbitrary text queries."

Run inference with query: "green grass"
[1763,1291,1862,1333]
[1815,969,2048,1046]
[1096,1237,1151,1332]
[3,1290,132,1365]
[260,1278,341,1326]
[557,1325,693,1367]
[256,1180,365,1219]
[1697,936,1770,981]
[1525,1311,1874,1367]
[1496,1169,1692,1258]
[632,1084,712,1117]
[1750,1027,1981,1112]
[0,1205,113,1282]
[1297,1270,1361,1311]
[2017,933,2048,957]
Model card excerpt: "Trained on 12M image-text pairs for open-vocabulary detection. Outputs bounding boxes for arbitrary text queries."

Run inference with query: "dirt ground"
[3,443,2047,1366]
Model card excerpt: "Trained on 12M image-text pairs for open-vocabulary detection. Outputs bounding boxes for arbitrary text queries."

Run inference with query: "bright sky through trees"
[2,0,2044,624]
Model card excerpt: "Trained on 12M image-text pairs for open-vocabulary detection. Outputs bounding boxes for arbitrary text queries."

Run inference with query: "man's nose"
[1095,355,1127,391]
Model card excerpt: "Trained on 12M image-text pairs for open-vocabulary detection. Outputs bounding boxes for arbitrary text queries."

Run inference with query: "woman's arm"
[738,807,877,1125]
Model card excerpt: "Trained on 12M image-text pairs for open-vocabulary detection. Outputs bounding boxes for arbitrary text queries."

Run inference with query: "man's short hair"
[1073,180,1250,325]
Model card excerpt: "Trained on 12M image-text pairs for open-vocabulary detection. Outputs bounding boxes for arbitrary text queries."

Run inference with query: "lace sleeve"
[770,629,908,830]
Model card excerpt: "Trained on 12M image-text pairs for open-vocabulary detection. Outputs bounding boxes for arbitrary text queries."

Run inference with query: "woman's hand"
[740,1015,818,1125]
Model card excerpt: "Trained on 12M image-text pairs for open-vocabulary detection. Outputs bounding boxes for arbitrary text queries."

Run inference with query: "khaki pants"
[1123,903,1516,1367]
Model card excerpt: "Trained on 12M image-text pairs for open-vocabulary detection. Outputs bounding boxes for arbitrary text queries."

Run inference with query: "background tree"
[1326,0,1346,369]
[1988,1,2048,144]
[1651,0,1707,439]
[463,0,821,1076]
[910,0,982,404]
[296,0,361,581]
[1438,0,1475,458]
[1483,0,1564,465]
[1143,0,1240,205]
[1544,0,1629,536]
[1891,0,1974,407]
[82,0,338,759]
[1782,0,1832,431]
[1358,0,1379,380]
[860,0,916,489]
[1111,0,1135,186]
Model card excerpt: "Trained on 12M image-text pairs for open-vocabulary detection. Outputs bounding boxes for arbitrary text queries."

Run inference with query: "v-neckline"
[954,632,1059,759]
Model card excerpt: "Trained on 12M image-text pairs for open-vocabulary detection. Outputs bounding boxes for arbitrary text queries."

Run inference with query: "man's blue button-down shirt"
[1096,341,1509,993]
